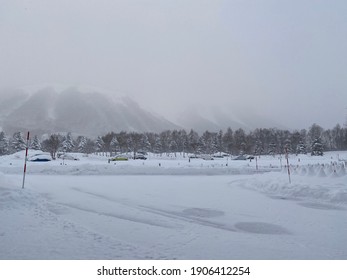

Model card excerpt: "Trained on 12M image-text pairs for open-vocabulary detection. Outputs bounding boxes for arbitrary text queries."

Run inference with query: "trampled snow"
[0,151,346,259]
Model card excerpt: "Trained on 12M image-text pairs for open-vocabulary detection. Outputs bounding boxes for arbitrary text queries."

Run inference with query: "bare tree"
[42,134,61,159]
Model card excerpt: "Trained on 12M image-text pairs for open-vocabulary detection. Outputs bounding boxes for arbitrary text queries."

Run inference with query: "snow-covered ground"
[1,151,347,259]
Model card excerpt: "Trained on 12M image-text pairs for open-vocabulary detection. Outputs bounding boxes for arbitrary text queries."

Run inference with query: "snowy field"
[1,151,347,260]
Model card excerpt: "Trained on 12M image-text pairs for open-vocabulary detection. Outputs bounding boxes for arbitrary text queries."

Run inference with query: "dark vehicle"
[233,155,247,160]
[188,155,200,159]
[29,154,52,162]
[134,155,147,160]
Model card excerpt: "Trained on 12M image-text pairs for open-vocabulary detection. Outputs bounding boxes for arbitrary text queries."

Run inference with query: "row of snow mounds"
[282,162,347,178]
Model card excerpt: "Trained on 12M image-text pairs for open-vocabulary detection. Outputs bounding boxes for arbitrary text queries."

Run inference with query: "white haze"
[1,0,347,130]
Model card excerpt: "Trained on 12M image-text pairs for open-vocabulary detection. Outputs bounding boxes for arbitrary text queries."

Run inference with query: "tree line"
[0,123,346,159]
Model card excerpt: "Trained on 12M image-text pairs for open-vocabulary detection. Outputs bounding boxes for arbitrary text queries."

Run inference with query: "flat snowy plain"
[1,151,346,260]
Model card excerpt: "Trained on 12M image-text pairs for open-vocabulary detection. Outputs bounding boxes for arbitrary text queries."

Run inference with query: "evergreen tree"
[0,131,9,155]
[216,130,224,156]
[110,136,119,154]
[11,132,26,152]
[234,128,246,155]
[254,139,263,155]
[308,123,323,151]
[268,142,277,156]
[187,129,200,155]
[95,136,105,154]
[62,133,74,152]
[140,134,151,153]
[296,141,306,154]
[284,138,292,154]
[311,138,324,156]
[169,140,178,156]
[159,130,171,155]
[77,136,88,153]
[116,131,129,153]
[222,127,233,155]
[144,132,157,153]
[154,135,162,154]
[31,135,42,150]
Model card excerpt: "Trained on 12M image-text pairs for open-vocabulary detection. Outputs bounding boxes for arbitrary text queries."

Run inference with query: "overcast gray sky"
[1,0,347,129]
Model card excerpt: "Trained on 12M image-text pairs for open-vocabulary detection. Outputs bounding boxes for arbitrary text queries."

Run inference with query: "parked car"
[110,155,128,161]
[188,155,200,159]
[233,155,247,160]
[60,154,79,161]
[201,155,214,160]
[29,153,52,162]
[134,154,147,160]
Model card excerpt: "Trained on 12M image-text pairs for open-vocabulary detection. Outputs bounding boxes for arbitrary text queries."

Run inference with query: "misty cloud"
[1,0,346,130]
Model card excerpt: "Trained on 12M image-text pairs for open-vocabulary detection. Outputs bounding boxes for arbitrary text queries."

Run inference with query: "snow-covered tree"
[311,138,324,156]
[169,140,178,156]
[154,135,162,154]
[95,136,104,154]
[42,134,61,159]
[11,132,26,152]
[307,123,323,150]
[128,132,143,158]
[178,130,188,156]
[296,141,306,154]
[268,142,277,156]
[31,135,42,150]
[188,129,199,155]
[77,136,87,153]
[116,132,129,154]
[101,132,115,155]
[234,128,247,155]
[140,134,151,153]
[159,130,171,155]
[216,130,224,155]
[254,139,263,155]
[62,133,74,152]
[0,131,10,155]
[110,136,119,154]
[222,127,233,155]
[76,136,94,154]
[199,131,217,155]
[284,138,292,154]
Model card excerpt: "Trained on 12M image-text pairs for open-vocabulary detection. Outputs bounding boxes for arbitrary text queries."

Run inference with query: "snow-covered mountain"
[0,86,286,137]
[176,106,286,133]
[0,87,179,136]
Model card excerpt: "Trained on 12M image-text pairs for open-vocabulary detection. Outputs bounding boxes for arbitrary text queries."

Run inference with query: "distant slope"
[0,86,286,136]
[176,106,286,133]
[0,87,179,136]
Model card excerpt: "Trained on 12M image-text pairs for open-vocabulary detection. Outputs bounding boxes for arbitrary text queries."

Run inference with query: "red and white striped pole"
[285,147,291,184]
[22,131,30,189]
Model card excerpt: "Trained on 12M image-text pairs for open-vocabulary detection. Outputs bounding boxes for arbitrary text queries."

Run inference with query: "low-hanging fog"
[1,0,346,130]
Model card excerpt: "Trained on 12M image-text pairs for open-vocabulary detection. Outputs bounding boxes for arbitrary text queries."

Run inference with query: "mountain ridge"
[0,87,180,137]
[0,86,286,137]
